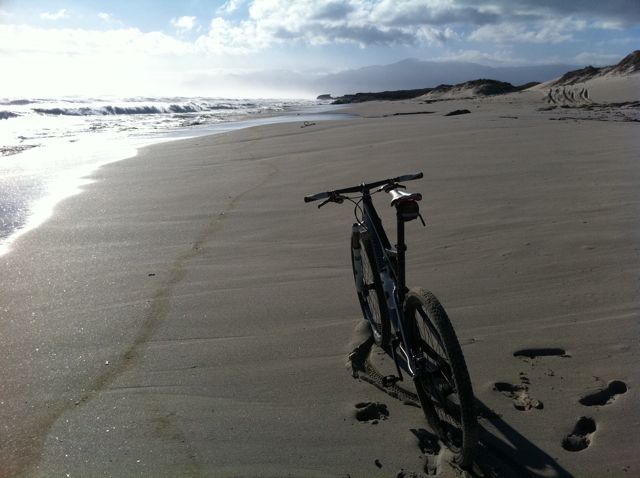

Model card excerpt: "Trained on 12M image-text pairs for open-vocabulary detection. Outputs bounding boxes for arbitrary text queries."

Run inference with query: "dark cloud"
[315,24,418,46]
[459,0,640,24]
[203,0,640,52]
[385,6,501,27]
[311,2,355,21]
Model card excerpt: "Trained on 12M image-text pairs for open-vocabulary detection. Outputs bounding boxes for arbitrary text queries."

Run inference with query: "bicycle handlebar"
[303,172,423,203]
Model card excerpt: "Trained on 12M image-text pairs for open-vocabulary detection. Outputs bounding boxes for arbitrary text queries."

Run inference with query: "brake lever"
[377,183,406,193]
[318,194,345,208]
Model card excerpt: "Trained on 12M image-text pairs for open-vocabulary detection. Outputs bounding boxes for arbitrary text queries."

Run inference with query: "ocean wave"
[30,102,249,116]
[0,99,35,106]
[2,96,320,161]
[34,105,186,116]
[1,144,39,156]
[0,111,19,119]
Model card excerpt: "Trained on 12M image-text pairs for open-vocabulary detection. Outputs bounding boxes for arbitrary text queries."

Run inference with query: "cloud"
[26,1,637,59]
[40,9,68,21]
[479,0,640,26]
[593,20,626,30]
[469,17,587,44]
[0,24,193,56]
[367,1,501,27]
[196,0,461,52]
[196,17,267,53]
[575,51,623,66]
[596,36,640,46]
[171,16,198,32]
[193,0,640,53]
[0,24,200,95]
[218,0,246,15]
[97,12,126,28]
[310,2,355,21]
[98,12,113,22]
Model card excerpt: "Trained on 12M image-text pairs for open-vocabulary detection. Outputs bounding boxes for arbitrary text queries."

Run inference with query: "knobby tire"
[405,288,478,468]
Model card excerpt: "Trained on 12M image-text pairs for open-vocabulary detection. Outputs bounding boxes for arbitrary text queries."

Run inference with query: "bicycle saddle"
[388,188,422,207]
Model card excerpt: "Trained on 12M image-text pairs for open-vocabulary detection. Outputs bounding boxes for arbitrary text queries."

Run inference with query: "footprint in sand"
[562,417,596,452]
[354,402,389,424]
[410,429,440,475]
[579,380,628,406]
[493,377,543,411]
[513,348,570,378]
[494,348,570,410]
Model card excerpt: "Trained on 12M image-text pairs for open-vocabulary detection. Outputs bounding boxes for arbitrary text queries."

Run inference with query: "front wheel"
[405,288,478,468]
[351,228,390,346]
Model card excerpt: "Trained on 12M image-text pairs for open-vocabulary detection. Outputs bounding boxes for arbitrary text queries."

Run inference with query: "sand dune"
[418,80,519,101]
[531,50,640,106]
[531,73,639,105]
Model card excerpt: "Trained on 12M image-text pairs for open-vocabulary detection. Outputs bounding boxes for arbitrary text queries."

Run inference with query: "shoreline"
[0,103,353,257]
[1,90,638,477]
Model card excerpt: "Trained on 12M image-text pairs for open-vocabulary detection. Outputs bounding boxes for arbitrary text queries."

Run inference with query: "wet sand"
[1,85,638,477]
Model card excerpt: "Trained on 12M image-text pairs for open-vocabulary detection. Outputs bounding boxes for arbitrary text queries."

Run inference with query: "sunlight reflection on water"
[0,135,142,256]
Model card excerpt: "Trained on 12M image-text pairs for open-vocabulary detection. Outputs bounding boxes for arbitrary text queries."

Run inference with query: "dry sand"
[1,81,638,477]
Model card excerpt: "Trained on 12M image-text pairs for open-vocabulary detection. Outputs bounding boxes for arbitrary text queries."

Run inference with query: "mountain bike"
[304,172,478,467]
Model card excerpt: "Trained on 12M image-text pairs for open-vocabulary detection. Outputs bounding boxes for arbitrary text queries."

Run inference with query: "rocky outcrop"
[331,88,433,104]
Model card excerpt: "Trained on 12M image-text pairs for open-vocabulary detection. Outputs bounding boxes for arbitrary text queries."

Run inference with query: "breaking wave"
[0,96,311,153]
[32,102,239,116]
[0,97,297,121]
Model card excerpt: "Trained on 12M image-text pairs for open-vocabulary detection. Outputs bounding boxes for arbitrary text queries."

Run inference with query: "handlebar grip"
[396,172,423,182]
[304,191,330,203]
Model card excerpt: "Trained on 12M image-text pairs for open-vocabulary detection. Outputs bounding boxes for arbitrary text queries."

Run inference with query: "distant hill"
[330,79,537,104]
[184,52,635,100]
[321,51,640,104]
[550,50,640,86]
[313,59,575,96]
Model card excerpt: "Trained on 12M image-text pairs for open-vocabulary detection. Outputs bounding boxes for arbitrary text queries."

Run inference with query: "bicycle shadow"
[348,337,574,478]
[469,401,573,478]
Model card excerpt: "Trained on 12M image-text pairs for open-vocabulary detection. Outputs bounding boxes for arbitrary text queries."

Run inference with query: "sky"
[0,0,638,97]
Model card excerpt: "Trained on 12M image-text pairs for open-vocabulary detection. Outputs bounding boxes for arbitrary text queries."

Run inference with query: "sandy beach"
[1,83,639,477]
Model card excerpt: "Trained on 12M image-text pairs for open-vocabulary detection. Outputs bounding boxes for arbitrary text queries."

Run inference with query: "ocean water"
[0,96,346,255]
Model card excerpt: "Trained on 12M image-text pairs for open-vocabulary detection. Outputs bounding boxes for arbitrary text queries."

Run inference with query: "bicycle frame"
[357,188,420,379]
